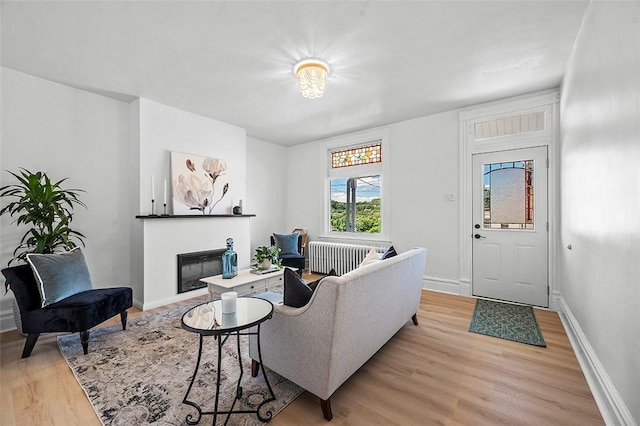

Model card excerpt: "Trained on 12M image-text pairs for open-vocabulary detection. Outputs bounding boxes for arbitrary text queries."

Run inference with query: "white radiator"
[308,241,389,275]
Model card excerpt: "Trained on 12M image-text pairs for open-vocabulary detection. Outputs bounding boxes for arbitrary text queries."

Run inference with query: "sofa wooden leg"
[321,397,333,420]
[80,330,90,354]
[21,333,40,358]
[120,310,128,330]
[412,313,419,326]
[251,359,260,377]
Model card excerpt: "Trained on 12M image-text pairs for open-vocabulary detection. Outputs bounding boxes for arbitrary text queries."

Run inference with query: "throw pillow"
[382,245,398,259]
[273,233,299,255]
[26,247,93,307]
[308,268,338,291]
[359,248,381,268]
[283,268,313,308]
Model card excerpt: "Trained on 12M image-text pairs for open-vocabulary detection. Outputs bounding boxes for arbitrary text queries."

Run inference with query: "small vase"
[222,238,238,279]
[261,259,272,270]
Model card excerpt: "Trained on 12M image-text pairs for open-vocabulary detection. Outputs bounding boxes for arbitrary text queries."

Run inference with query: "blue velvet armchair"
[2,264,132,358]
[271,231,306,274]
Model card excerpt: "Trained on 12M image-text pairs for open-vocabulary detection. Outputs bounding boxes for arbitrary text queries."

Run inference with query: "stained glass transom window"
[331,142,382,169]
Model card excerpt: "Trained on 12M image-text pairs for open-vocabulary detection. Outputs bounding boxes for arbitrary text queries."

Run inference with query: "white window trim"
[321,128,391,242]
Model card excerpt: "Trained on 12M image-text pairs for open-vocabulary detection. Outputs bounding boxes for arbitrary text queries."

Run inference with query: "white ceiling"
[1,1,588,146]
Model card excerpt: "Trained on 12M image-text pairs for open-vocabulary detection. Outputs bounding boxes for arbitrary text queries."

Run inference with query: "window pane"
[330,175,381,233]
[474,111,545,140]
[483,160,533,229]
[330,178,348,231]
[331,142,382,168]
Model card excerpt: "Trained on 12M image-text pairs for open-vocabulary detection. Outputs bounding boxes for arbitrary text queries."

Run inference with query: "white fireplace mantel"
[133,215,253,310]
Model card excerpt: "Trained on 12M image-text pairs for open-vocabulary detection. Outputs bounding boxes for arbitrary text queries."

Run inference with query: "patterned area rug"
[469,299,546,347]
[58,303,302,425]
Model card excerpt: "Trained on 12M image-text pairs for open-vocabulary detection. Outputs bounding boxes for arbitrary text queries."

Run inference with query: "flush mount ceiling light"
[294,58,329,99]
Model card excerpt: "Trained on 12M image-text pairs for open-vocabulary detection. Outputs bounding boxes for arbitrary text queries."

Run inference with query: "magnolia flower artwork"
[171,151,230,215]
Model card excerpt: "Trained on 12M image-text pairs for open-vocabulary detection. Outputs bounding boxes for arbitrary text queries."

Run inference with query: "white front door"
[472,146,548,307]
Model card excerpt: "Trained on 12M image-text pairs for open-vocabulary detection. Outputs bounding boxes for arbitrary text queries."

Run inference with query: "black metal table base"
[182,324,276,425]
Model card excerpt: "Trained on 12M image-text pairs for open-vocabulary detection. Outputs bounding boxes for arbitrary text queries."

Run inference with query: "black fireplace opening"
[177,249,225,294]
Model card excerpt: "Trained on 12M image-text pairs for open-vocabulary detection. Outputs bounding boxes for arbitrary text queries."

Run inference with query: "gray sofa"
[249,247,427,420]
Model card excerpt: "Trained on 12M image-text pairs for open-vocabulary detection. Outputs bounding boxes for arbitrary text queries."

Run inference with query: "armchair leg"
[412,313,419,326]
[120,310,128,330]
[251,359,260,377]
[21,333,40,358]
[80,330,90,354]
[321,397,333,420]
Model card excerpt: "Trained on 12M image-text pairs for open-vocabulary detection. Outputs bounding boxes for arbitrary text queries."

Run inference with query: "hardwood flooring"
[0,280,603,425]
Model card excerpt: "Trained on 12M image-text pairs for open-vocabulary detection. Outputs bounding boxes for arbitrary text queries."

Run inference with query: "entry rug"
[469,299,546,347]
[58,304,303,425]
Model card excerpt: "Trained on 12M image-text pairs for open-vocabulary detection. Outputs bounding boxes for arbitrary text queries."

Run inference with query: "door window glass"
[483,160,533,229]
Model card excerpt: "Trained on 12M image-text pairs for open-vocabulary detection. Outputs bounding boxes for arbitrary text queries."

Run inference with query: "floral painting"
[171,151,229,215]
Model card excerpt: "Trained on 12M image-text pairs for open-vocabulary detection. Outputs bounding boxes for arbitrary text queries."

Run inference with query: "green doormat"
[469,299,546,347]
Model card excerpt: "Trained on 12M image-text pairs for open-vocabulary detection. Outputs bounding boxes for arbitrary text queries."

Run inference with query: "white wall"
[133,99,249,309]
[0,72,292,327]
[246,135,287,252]
[285,111,460,283]
[559,2,640,423]
[0,68,132,330]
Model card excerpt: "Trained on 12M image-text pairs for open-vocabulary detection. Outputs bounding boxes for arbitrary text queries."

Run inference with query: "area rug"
[58,303,303,425]
[469,299,546,347]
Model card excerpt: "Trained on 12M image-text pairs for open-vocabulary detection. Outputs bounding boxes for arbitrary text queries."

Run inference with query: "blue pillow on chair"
[26,248,93,307]
[273,233,299,255]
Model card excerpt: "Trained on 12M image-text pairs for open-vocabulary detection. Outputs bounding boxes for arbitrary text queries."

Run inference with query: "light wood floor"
[0,280,603,425]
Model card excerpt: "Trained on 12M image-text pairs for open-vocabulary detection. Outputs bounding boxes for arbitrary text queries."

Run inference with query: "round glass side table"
[181,297,275,425]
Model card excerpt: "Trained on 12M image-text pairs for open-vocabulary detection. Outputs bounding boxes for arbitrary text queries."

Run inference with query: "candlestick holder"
[150,199,157,216]
[161,203,169,217]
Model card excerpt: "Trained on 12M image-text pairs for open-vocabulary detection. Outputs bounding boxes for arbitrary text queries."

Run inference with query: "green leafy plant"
[0,168,87,265]
[253,245,282,271]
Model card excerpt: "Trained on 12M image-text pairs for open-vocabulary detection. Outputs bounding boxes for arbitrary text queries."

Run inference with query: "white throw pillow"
[359,248,381,268]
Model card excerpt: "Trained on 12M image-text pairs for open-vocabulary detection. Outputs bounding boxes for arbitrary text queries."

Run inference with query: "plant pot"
[261,259,272,270]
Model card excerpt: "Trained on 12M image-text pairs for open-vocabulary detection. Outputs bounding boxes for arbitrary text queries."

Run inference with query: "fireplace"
[177,249,225,294]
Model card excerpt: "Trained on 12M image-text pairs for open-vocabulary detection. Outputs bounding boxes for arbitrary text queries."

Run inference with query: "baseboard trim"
[140,288,209,311]
[0,308,16,333]
[558,295,636,426]
[422,276,462,295]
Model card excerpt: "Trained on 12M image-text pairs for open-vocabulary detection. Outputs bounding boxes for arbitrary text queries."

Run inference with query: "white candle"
[221,292,237,314]
[151,175,155,200]
[222,312,237,327]
[164,179,167,205]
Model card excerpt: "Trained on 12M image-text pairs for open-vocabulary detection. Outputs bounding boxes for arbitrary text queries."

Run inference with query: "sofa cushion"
[273,233,299,255]
[26,248,93,307]
[382,245,398,259]
[359,248,381,268]
[308,268,337,291]
[283,268,313,308]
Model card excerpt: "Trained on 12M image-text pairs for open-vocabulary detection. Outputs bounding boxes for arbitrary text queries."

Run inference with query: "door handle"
[474,234,486,239]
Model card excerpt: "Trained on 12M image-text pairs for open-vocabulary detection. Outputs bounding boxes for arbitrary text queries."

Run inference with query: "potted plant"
[253,245,282,271]
[0,168,87,265]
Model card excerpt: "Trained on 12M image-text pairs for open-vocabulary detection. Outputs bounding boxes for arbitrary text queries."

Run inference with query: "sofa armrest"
[249,279,339,399]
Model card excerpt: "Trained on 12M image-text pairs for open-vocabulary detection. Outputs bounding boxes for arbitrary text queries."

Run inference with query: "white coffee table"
[200,268,285,297]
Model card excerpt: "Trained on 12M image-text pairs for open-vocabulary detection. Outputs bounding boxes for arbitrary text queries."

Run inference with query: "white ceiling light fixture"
[294,58,329,99]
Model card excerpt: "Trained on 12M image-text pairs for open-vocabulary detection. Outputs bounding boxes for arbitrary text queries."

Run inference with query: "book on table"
[250,266,281,275]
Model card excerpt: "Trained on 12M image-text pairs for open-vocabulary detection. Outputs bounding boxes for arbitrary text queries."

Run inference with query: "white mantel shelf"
[135,213,253,310]
[135,214,255,219]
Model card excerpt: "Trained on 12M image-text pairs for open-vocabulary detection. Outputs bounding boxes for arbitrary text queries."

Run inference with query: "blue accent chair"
[2,264,132,358]
[271,233,305,275]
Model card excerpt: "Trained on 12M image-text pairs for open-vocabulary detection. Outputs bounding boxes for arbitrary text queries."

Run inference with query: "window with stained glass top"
[331,142,382,169]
